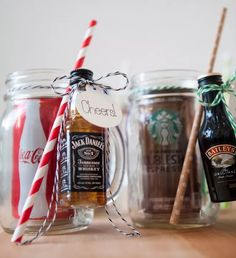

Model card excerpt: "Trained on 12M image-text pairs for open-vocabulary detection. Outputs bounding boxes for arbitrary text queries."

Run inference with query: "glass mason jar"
[126,70,219,228]
[0,69,125,234]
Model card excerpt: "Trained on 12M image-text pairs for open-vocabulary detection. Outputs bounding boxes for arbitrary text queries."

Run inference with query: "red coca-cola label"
[19,148,44,164]
[12,102,26,219]
[12,98,73,220]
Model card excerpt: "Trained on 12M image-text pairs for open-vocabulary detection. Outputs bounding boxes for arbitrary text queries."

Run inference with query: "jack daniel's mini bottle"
[59,69,107,208]
[198,73,236,202]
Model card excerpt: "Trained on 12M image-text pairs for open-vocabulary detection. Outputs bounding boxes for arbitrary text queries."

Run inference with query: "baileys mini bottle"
[198,73,236,202]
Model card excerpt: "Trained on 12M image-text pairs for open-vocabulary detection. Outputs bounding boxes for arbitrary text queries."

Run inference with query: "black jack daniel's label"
[60,132,106,193]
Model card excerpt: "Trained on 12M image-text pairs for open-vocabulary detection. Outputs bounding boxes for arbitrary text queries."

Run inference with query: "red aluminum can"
[12,97,64,219]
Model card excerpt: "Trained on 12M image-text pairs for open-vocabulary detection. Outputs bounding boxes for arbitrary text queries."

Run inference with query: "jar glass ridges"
[126,70,219,228]
[0,69,94,234]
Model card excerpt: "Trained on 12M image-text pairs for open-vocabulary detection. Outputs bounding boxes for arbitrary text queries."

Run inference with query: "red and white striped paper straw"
[11,19,97,243]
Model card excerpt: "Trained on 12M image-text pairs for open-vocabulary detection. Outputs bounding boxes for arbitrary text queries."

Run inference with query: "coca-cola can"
[12,97,65,219]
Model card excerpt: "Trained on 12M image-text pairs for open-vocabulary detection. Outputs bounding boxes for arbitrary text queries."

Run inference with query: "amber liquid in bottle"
[59,69,107,208]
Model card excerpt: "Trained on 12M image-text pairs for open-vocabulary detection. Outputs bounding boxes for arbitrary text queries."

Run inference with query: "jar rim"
[132,69,200,85]
[130,69,201,100]
[5,68,68,100]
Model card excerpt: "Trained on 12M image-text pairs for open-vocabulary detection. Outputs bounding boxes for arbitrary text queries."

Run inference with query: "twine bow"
[196,72,236,133]
[51,71,129,96]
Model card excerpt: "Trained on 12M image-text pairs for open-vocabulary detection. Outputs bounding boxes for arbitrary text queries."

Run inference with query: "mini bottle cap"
[70,69,93,81]
[198,73,222,88]
[197,73,222,81]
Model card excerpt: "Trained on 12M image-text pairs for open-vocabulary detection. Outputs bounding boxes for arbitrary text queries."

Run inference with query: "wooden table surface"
[0,209,236,258]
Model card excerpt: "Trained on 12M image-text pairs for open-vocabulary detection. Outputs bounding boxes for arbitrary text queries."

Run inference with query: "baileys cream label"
[205,144,236,168]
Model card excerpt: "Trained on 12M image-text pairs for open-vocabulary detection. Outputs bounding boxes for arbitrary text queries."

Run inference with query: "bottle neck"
[69,89,80,115]
[202,90,226,115]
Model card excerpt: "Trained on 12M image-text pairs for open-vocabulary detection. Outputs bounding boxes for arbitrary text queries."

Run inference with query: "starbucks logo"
[148,109,182,146]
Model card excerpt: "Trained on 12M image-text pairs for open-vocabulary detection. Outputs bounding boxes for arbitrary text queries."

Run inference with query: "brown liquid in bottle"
[59,69,107,208]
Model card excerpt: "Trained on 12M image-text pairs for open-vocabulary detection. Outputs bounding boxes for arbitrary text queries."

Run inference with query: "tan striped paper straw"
[170,7,227,225]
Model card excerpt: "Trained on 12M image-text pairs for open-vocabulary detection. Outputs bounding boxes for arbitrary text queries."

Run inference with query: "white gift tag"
[76,87,123,128]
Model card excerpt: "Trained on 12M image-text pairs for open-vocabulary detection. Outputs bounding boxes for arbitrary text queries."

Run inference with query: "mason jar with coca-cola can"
[0,69,94,234]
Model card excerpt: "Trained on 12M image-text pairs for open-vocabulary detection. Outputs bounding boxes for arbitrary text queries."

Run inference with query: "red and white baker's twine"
[11,20,97,244]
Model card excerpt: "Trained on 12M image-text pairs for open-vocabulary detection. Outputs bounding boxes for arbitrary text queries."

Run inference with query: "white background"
[0,0,236,113]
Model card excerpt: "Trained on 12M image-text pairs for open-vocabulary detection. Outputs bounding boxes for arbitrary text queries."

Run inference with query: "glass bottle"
[198,73,236,202]
[59,69,107,208]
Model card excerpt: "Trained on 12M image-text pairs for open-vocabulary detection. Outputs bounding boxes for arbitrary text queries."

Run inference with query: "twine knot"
[51,71,129,96]
[197,71,236,133]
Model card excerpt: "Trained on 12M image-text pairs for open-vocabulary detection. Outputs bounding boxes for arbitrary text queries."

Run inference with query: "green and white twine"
[196,72,236,134]
[130,84,194,99]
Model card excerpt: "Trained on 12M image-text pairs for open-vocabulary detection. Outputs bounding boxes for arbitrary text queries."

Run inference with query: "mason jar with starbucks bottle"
[126,70,219,228]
